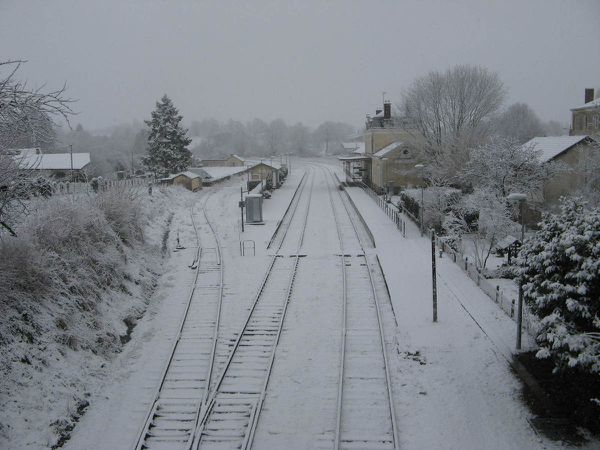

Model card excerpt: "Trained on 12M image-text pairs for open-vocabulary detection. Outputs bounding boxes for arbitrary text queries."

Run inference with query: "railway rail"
[323,167,400,450]
[134,194,224,450]
[188,171,315,449]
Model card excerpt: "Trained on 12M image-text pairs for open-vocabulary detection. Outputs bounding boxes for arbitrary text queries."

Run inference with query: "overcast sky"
[1,0,599,131]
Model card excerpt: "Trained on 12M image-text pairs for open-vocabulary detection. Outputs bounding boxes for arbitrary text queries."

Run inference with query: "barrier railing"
[53,177,148,195]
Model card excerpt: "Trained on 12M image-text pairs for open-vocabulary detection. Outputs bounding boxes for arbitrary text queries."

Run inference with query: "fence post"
[510,299,515,318]
[495,285,499,303]
[464,257,468,271]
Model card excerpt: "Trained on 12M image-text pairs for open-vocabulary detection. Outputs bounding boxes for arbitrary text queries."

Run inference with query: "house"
[159,171,202,191]
[199,154,245,167]
[362,100,425,193]
[522,135,597,206]
[248,161,281,187]
[14,150,91,180]
[570,88,600,137]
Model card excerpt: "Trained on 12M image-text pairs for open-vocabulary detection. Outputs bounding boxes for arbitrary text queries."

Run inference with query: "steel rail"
[183,196,225,449]
[322,165,400,450]
[242,171,314,450]
[189,170,315,449]
[133,192,213,450]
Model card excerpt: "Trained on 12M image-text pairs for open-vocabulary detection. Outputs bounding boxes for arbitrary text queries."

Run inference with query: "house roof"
[522,135,590,162]
[230,154,245,161]
[187,167,213,179]
[373,141,403,158]
[245,160,282,170]
[337,154,370,161]
[160,171,202,180]
[16,152,91,170]
[571,97,600,111]
[342,142,366,154]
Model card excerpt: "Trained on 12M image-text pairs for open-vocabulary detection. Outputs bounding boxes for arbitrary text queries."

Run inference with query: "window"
[594,114,600,129]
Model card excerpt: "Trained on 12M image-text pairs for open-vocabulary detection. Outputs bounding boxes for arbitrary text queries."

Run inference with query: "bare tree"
[0,60,74,235]
[495,103,544,143]
[402,65,505,181]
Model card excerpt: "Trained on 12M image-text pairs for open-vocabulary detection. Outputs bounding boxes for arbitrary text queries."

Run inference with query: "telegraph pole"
[431,229,438,322]
[240,186,245,233]
[69,144,74,181]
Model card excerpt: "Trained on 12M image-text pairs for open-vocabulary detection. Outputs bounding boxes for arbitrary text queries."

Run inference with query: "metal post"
[69,144,74,182]
[240,186,245,233]
[516,201,525,350]
[420,184,424,236]
[431,229,438,322]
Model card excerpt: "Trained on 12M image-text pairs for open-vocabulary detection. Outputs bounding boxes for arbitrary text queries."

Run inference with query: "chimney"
[383,101,391,119]
[585,88,594,104]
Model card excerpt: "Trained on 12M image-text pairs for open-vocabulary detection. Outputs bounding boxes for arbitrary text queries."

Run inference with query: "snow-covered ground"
[8,158,597,449]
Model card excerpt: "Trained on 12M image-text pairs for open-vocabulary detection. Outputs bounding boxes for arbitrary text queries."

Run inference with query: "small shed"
[245,194,263,223]
[494,235,521,263]
[159,171,202,191]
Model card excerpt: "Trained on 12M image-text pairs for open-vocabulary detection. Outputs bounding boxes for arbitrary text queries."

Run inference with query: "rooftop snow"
[571,97,600,111]
[342,142,365,154]
[373,141,403,158]
[16,152,91,170]
[522,135,589,162]
[188,167,213,179]
[202,166,248,180]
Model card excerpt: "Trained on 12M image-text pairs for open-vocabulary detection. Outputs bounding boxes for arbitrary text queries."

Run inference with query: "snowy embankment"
[0,185,196,449]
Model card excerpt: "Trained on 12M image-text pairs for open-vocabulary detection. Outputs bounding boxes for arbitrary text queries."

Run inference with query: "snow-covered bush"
[517,198,600,374]
[95,186,144,244]
[444,188,517,269]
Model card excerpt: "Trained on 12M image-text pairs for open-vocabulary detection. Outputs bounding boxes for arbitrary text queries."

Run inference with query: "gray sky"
[1,0,599,130]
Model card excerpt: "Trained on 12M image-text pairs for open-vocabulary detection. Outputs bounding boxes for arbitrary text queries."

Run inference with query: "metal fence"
[358,184,539,336]
[53,177,148,195]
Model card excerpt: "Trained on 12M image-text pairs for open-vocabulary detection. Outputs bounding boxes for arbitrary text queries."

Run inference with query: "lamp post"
[415,164,425,236]
[508,192,527,350]
[380,158,388,199]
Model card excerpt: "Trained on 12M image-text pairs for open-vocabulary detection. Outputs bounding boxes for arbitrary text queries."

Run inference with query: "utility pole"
[508,193,527,350]
[69,144,74,182]
[240,186,245,233]
[431,229,438,322]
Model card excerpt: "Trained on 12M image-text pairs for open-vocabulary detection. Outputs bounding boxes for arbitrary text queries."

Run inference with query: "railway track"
[323,167,400,450]
[188,171,315,449]
[134,194,225,450]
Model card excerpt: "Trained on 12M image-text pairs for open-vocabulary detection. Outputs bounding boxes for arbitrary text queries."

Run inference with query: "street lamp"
[508,192,527,350]
[415,164,425,236]
[380,158,388,199]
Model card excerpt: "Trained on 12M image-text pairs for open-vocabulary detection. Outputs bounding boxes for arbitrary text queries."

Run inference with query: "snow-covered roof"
[522,135,589,162]
[245,160,282,170]
[188,167,213,179]
[202,166,248,180]
[373,141,403,158]
[337,154,370,161]
[230,154,245,162]
[571,97,600,111]
[16,152,91,170]
[342,142,366,154]
[161,171,201,181]
[495,235,520,250]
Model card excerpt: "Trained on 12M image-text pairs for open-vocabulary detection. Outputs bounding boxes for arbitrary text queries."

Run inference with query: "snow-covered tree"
[517,198,600,374]
[142,95,191,177]
[575,140,600,207]
[463,136,557,201]
[444,188,517,269]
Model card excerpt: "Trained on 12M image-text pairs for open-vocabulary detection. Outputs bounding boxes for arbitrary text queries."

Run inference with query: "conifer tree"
[142,95,192,176]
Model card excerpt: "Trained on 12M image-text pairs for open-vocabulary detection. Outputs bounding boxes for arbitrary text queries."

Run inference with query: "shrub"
[95,186,144,244]
[517,198,600,374]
